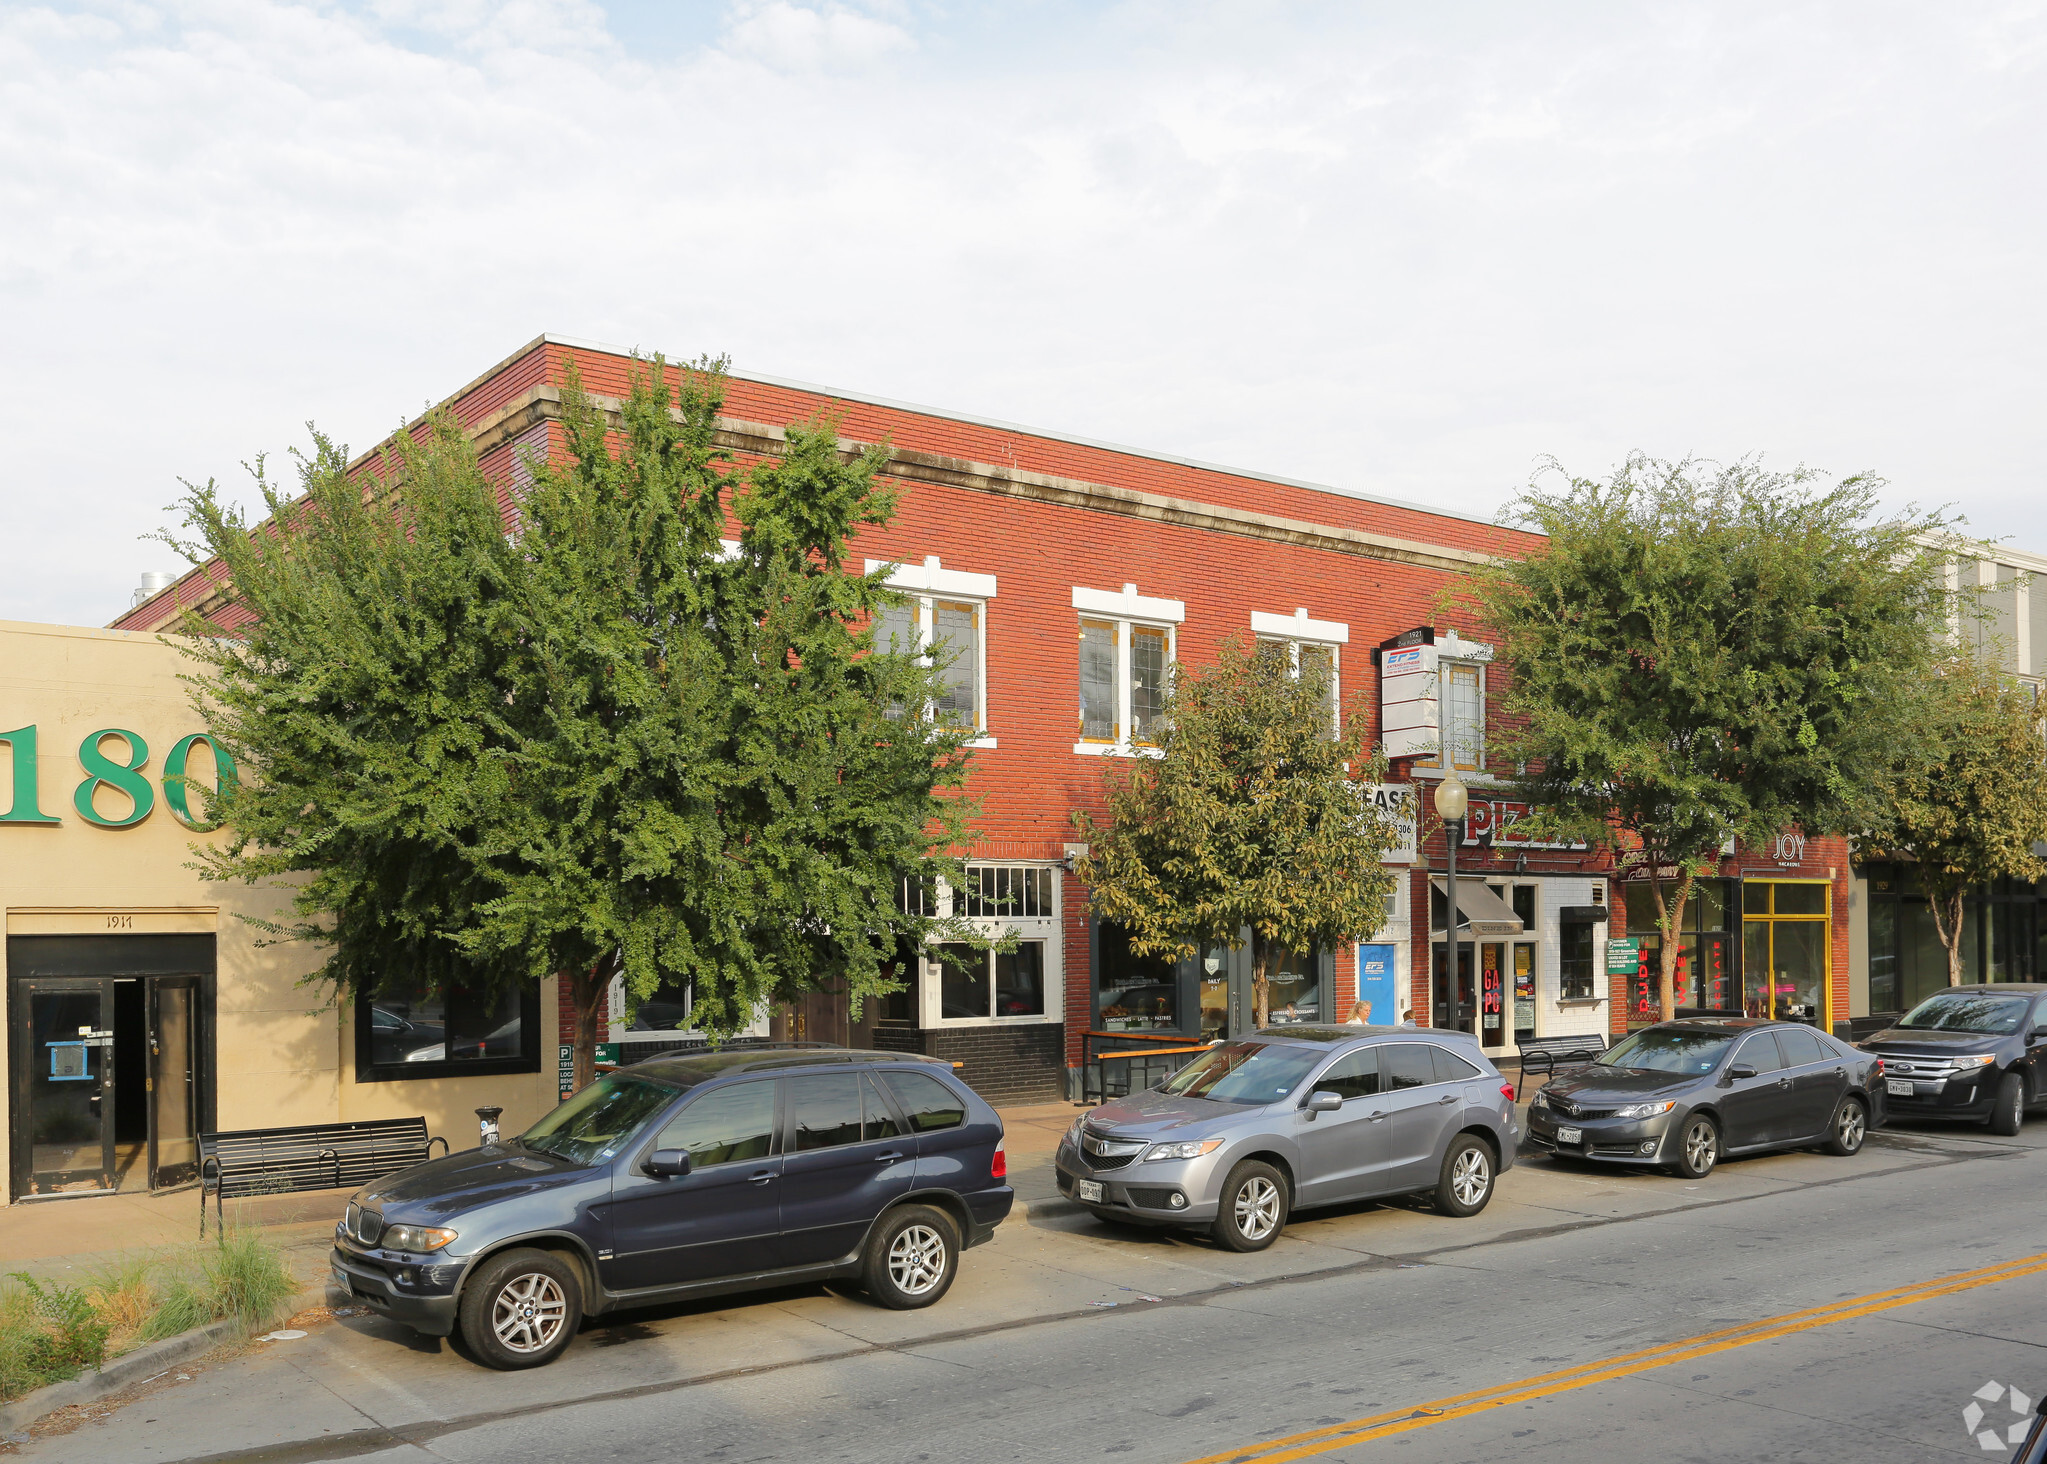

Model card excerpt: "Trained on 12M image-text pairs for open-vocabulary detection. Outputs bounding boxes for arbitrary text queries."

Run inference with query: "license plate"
[1556,1126,1583,1145]
[1077,1179,1104,1202]
[1887,1078,1913,1096]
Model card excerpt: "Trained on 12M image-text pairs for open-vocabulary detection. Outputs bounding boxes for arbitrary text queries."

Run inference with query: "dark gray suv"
[1056,1026,1519,1249]
[329,1049,1011,1369]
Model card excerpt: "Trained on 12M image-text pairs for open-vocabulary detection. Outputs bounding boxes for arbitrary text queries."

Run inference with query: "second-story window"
[1251,608,1349,735]
[866,555,997,745]
[1072,583,1185,754]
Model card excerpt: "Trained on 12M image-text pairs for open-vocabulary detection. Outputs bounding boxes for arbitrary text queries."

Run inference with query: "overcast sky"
[4,1,2043,626]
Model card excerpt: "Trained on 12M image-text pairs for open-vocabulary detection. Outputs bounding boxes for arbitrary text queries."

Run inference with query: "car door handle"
[1438,1095,1456,1105]
[1776,1078,1792,1089]
[748,1171,776,1185]
[1366,1111,1386,1121]
[873,1152,904,1162]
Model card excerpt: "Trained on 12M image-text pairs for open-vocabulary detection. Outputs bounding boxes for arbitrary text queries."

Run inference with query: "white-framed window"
[1251,607,1349,734]
[1073,583,1185,755]
[1410,632,1492,774]
[923,864,1063,1025]
[867,555,997,748]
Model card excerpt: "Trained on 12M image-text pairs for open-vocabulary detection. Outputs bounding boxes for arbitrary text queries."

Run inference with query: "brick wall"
[884,1024,1068,1106]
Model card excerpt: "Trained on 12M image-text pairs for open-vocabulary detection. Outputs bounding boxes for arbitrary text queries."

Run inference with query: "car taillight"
[991,1140,1007,1180]
[1500,1082,1516,1103]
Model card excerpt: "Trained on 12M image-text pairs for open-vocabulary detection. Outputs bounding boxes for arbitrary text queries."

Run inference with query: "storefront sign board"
[1605,937,1641,976]
[1363,784,1417,864]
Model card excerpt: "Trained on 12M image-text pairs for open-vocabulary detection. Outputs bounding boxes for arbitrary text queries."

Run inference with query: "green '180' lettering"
[0,726,60,824]
[74,729,155,828]
[163,732,238,830]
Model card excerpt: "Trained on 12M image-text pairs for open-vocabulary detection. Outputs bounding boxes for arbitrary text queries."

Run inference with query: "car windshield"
[1157,1041,1325,1104]
[1897,994,2031,1034]
[1595,1028,1735,1075]
[518,1075,676,1164]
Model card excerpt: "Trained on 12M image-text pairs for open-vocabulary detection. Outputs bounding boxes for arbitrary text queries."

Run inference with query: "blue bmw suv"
[329,1048,1012,1369]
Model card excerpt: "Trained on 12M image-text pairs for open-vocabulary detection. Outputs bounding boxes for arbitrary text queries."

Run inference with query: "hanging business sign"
[1605,937,1642,977]
[1363,783,1418,864]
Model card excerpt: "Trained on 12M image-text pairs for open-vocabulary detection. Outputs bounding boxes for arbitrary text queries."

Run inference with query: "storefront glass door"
[1741,881,1831,1027]
[22,981,115,1196]
[149,979,199,1190]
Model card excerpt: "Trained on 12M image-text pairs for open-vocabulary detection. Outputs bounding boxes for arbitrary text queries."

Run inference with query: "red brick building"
[115,335,1851,1104]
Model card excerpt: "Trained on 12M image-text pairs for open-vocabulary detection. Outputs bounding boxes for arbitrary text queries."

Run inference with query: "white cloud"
[1,1,2044,627]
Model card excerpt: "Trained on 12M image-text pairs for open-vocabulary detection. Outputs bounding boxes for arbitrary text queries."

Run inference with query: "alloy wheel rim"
[1686,1121,1716,1173]
[1840,1103,1865,1150]
[1451,1147,1490,1206]
[888,1224,948,1295]
[492,1272,567,1354]
[1236,1176,1281,1239]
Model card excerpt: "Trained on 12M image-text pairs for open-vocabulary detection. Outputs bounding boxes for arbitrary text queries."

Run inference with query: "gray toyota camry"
[1055,1026,1520,1250]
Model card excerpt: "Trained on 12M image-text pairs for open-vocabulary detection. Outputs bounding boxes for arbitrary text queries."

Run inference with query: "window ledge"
[1071,741,1162,759]
[964,735,998,750]
[931,1015,1061,1027]
[1555,997,1607,1006]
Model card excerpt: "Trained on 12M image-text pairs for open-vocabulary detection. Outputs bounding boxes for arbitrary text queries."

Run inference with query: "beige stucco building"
[2,619,558,1203]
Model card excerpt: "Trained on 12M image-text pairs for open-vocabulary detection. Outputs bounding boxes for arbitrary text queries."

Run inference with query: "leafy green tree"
[164,357,976,1092]
[1860,656,2047,986]
[1072,638,1401,1028]
[1459,455,1951,1022]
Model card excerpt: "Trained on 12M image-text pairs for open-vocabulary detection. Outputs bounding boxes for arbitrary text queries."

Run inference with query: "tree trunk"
[1926,885,1966,987]
[569,961,607,1095]
[1252,934,1271,1029]
[1649,867,1696,1023]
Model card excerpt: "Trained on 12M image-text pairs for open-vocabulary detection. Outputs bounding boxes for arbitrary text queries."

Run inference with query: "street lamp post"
[1433,770,1469,1032]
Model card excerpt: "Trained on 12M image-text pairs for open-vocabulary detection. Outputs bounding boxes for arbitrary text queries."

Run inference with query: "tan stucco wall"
[1,620,558,1195]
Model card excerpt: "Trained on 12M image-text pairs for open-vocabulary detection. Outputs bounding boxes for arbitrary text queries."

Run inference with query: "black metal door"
[14,979,116,1196]
[1432,943,1476,1034]
[148,978,200,1190]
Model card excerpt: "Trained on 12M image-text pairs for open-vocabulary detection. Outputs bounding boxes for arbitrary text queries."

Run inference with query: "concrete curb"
[0,1284,325,1437]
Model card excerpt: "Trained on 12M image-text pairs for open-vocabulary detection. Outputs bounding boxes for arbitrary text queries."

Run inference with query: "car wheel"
[457,1248,581,1371]
[1434,1134,1495,1217]
[1209,1160,1289,1252]
[861,1205,960,1310]
[1823,1095,1868,1156]
[1671,1114,1719,1179]
[1988,1072,2026,1137]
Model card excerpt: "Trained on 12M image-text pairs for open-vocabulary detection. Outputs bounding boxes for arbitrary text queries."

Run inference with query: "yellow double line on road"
[1178,1249,2047,1464]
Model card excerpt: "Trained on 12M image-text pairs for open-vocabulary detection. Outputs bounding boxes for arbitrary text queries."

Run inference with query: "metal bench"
[198,1117,447,1236]
[1079,1029,1214,1104]
[1512,1033,1612,1085]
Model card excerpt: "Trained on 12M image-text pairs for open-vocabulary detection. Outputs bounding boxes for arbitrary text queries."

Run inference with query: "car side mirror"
[642,1148,692,1179]
[1726,1063,1756,1083]
[1304,1090,1343,1116]
[2031,1027,2047,1044]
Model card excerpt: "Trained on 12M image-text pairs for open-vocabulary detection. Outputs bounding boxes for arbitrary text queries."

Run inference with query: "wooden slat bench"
[198,1117,447,1236]
[1512,1033,1613,1085]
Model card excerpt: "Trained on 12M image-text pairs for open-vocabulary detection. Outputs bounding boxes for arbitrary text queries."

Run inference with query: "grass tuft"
[0,1225,300,1402]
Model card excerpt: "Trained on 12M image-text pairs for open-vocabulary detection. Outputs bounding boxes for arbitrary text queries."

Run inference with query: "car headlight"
[1065,1117,1086,1148]
[1530,1090,1549,1109]
[1612,1101,1676,1120]
[1143,1139,1224,1162]
[381,1224,459,1253]
[1949,1055,1996,1070]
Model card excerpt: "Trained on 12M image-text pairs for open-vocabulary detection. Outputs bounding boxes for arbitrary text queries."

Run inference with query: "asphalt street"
[22,1116,2047,1464]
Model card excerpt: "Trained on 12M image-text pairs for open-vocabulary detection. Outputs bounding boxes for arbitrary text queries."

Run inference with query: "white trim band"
[1250,607,1350,644]
[865,555,999,599]
[1072,583,1186,624]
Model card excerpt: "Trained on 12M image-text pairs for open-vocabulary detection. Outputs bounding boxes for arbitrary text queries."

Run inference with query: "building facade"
[49,332,1878,1167]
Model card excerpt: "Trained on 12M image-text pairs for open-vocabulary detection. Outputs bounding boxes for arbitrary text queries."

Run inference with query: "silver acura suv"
[1056,1026,1520,1249]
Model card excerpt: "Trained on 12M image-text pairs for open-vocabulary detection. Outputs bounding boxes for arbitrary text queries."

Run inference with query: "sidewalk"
[0,1185,348,1288]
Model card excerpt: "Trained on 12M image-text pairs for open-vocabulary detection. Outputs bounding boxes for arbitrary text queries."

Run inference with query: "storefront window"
[1624,879,1735,1022]
[356,977,539,1081]
[1864,866,2042,1010]
[1559,922,1596,1000]
[1096,923,1178,1032]
[935,941,1047,1020]
[1266,947,1321,1025]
